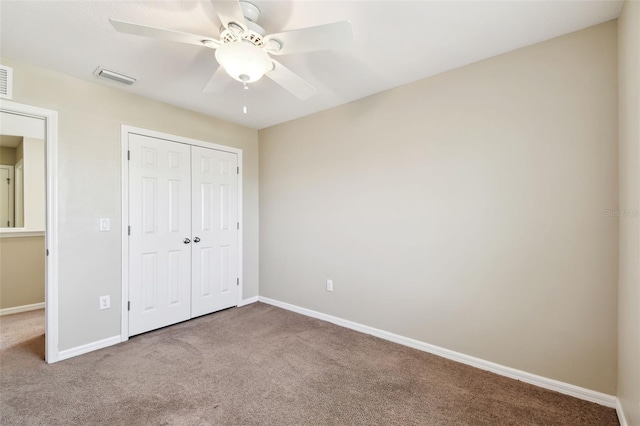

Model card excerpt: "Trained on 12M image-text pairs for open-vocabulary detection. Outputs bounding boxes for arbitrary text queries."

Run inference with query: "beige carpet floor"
[0,308,44,350]
[0,303,618,425]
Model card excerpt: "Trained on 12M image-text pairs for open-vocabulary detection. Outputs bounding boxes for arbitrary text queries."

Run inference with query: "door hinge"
[237,222,239,230]
[237,278,239,286]
[237,166,239,174]
[46,249,49,256]
[128,301,130,311]
[128,225,131,236]
[127,150,130,161]
[6,178,10,184]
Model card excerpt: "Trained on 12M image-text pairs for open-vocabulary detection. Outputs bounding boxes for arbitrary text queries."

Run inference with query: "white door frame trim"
[120,125,244,340]
[0,100,59,363]
[0,164,15,227]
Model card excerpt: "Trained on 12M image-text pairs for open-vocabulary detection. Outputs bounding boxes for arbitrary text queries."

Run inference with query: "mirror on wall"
[0,111,45,231]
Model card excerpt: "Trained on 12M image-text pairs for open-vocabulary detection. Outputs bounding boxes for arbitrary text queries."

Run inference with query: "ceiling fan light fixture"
[215,41,272,83]
[109,0,352,100]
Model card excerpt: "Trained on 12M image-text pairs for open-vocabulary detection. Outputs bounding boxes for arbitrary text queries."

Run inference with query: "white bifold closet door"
[128,135,192,336]
[128,134,238,337]
[191,146,239,317]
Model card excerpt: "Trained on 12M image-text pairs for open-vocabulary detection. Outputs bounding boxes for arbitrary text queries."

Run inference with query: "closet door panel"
[191,146,239,317]
[129,134,191,336]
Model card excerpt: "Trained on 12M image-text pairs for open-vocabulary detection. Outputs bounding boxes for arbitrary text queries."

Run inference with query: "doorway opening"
[0,101,58,363]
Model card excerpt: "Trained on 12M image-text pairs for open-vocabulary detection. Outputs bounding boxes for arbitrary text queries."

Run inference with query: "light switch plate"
[99,218,110,231]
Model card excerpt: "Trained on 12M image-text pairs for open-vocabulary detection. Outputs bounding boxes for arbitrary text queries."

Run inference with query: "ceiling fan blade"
[202,66,231,93]
[109,19,220,48]
[265,60,316,101]
[264,21,353,56]
[210,0,248,32]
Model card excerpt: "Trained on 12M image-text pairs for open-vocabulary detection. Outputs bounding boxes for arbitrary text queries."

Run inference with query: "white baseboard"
[57,335,121,362]
[616,398,629,426]
[0,302,45,316]
[238,296,259,307]
[258,296,616,409]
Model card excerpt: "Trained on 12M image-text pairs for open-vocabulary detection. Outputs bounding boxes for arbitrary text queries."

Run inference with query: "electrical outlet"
[99,295,110,310]
[326,279,334,292]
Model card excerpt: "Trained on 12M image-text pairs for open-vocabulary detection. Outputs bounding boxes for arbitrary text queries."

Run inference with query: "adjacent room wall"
[617,1,640,423]
[0,236,45,310]
[259,22,618,394]
[16,141,23,163]
[22,137,45,231]
[0,135,45,311]
[0,147,17,165]
[1,57,259,351]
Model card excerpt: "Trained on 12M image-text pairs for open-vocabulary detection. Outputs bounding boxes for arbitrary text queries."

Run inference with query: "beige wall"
[617,1,640,423]
[0,236,45,309]
[259,22,618,394]
[1,57,259,351]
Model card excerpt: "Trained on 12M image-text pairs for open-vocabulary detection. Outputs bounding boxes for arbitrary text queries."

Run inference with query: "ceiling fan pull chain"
[243,81,248,114]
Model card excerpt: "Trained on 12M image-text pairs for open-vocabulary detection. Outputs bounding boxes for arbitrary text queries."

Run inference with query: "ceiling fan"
[109,1,353,101]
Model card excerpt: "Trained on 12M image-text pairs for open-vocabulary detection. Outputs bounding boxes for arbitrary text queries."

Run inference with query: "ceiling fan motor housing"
[220,1,266,46]
[239,1,260,23]
[221,22,265,46]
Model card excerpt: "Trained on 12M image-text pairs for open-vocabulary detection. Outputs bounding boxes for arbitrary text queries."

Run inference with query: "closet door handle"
[183,238,191,244]
[194,237,201,243]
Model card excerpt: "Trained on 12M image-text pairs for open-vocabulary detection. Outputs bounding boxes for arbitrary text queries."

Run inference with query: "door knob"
[194,237,201,243]
[183,238,191,244]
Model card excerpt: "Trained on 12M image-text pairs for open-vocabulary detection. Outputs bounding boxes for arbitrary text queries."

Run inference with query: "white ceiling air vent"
[0,65,13,99]
[94,66,136,85]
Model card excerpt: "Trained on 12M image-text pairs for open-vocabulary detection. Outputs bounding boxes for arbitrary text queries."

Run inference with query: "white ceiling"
[0,1,623,129]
